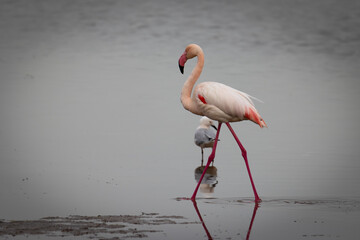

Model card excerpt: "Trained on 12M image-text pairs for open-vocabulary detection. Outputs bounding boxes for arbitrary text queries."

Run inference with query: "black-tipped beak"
[211,125,217,130]
[178,60,184,74]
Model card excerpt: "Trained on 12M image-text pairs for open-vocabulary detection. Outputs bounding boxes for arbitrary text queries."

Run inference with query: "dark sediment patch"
[0,213,198,239]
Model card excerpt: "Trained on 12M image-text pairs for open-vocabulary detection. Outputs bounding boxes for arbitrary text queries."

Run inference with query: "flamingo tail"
[245,107,267,128]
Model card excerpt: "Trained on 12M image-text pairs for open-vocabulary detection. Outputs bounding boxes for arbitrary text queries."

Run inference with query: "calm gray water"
[0,0,360,239]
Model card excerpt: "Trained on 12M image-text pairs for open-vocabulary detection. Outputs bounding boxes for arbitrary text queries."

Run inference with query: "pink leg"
[225,123,261,202]
[191,122,222,201]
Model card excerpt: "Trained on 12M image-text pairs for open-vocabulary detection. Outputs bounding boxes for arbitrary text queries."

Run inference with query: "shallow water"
[1,198,360,239]
[0,0,360,239]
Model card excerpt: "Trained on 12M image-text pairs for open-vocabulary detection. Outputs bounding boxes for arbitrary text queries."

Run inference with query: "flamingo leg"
[225,123,261,202]
[191,122,222,201]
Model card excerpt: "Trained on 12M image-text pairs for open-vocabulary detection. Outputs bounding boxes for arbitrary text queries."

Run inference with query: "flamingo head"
[178,50,187,74]
[178,44,200,74]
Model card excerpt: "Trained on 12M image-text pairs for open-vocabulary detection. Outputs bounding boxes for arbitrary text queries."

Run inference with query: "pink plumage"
[179,44,266,127]
[195,82,267,126]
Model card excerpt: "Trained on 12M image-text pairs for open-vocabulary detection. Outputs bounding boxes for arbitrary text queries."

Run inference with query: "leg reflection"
[192,200,213,240]
[246,203,259,240]
[191,200,259,240]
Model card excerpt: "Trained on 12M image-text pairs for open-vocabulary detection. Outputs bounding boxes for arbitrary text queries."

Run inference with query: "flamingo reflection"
[192,165,259,239]
[192,200,259,240]
[192,200,213,240]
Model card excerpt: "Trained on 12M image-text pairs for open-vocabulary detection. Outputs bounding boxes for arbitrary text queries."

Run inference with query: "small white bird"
[194,116,218,166]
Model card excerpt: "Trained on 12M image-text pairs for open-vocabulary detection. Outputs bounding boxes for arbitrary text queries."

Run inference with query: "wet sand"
[0,213,196,239]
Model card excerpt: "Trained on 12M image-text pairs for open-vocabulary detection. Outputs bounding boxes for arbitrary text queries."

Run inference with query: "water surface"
[0,0,359,239]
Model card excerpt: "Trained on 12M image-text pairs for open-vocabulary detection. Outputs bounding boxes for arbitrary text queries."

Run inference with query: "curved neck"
[181,48,204,114]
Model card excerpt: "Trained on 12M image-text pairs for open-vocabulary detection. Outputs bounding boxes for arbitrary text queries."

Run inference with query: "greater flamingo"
[194,116,217,166]
[178,44,267,202]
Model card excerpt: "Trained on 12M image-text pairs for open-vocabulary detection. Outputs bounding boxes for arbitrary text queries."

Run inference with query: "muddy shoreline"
[0,213,198,239]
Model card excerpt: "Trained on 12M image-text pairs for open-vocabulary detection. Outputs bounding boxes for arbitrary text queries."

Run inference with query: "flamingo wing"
[194,82,267,127]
